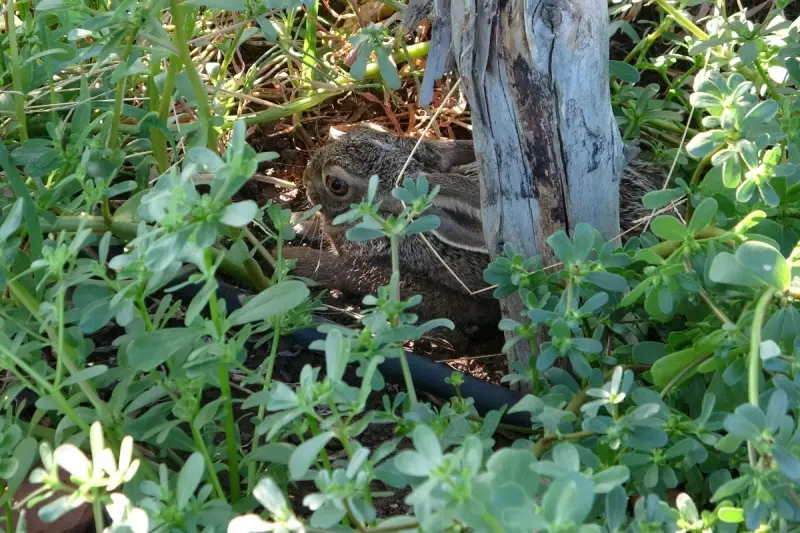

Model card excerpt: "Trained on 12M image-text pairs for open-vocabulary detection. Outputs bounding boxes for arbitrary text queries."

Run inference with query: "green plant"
[2,0,800,532]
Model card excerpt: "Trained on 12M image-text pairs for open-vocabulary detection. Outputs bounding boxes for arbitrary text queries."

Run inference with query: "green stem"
[246,321,281,491]
[216,24,247,85]
[389,234,417,405]
[685,256,735,326]
[92,498,104,533]
[0,485,13,533]
[307,417,331,471]
[747,287,775,466]
[659,353,711,399]
[301,0,319,83]
[148,59,169,174]
[6,280,110,421]
[217,361,241,502]
[748,288,775,408]
[190,423,227,500]
[108,27,139,149]
[232,41,429,127]
[624,16,672,64]
[0,343,90,434]
[480,512,505,533]
[653,0,709,40]
[7,0,28,141]
[247,234,285,491]
[170,0,216,150]
[202,248,240,502]
[532,430,593,458]
[36,16,59,126]
[754,60,780,101]
[55,287,66,388]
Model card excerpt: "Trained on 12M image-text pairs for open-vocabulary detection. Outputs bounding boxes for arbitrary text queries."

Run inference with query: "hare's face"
[303,128,427,221]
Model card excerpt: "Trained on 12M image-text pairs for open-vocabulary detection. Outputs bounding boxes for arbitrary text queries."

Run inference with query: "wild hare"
[284,124,665,348]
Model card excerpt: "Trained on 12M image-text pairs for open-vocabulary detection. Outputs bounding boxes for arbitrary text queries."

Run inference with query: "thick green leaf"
[376,48,401,90]
[126,328,199,371]
[651,348,699,388]
[253,477,289,516]
[650,215,688,241]
[289,431,334,480]
[0,199,23,243]
[717,506,744,523]
[688,197,718,234]
[543,472,595,525]
[176,453,204,509]
[586,271,628,292]
[229,280,310,326]
[708,252,763,288]
[221,200,259,227]
[61,366,108,388]
[609,60,640,83]
[324,329,349,382]
[686,130,726,158]
[641,188,685,210]
[735,240,790,290]
[546,231,574,264]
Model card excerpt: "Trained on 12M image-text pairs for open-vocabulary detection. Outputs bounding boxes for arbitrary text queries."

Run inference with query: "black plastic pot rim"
[180,278,531,427]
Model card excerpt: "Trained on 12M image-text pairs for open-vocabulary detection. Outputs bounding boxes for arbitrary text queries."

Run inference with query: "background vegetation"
[1,0,800,531]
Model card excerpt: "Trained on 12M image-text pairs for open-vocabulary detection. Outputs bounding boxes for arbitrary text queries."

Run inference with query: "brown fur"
[285,125,665,341]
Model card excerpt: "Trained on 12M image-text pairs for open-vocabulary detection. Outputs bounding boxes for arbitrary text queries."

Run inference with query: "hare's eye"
[325,175,349,196]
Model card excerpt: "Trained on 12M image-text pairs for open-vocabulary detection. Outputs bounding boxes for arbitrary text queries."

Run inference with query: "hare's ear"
[416,139,476,171]
[358,122,390,133]
[436,140,476,169]
[426,194,488,254]
[329,125,347,140]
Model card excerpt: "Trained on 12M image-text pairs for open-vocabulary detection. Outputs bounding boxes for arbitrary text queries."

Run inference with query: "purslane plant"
[0,1,800,532]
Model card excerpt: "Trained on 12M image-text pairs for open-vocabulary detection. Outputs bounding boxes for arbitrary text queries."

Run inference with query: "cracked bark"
[406,0,625,392]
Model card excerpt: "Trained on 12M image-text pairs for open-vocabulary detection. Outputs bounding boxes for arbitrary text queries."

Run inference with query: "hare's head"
[303,124,487,253]
[302,124,427,220]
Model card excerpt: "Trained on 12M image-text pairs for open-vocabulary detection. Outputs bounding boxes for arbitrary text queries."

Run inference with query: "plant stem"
[0,485,12,533]
[247,320,281,491]
[307,417,332,470]
[190,423,227,500]
[108,27,140,149]
[653,0,709,40]
[148,59,169,174]
[685,145,723,217]
[92,498,104,533]
[389,234,417,406]
[202,248,241,502]
[170,0,216,150]
[748,288,775,408]
[747,287,775,466]
[55,287,66,387]
[754,59,780,101]
[6,0,28,141]
[36,16,59,126]
[624,16,672,64]
[685,257,735,326]
[0,343,90,434]
[301,0,319,83]
[6,279,110,421]
[233,41,430,127]
[217,360,241,502]
[532,430,593,458]
[659,353,711,399]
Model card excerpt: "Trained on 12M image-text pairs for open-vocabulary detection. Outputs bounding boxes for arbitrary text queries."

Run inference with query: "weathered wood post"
[405,0,626,391]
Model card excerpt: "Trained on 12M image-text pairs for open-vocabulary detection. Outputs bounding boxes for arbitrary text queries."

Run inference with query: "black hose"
[173,278,531,426]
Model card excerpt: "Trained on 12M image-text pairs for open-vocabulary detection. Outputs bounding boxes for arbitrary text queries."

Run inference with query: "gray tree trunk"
[405,0,625,391]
